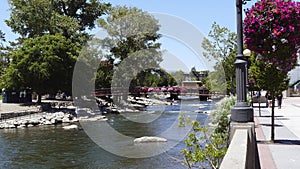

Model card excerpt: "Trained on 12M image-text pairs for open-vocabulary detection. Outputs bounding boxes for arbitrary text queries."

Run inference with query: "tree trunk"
[37,94,42,104]
[271,96,275,142]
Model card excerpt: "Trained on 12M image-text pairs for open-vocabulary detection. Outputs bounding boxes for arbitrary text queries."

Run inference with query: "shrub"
[180,96,236,169]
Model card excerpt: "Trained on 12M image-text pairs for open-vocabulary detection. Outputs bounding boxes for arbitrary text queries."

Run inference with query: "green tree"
[97,6,161,64]
[249,57,289,142]
[245,0,300,142]
[6,0,110,41]
[180,96,236,169]
[207,64,227,94]
[96,6,163,89]
[130,68,177,88]
[0,30,8,76]
[202,22,237,95]
[3,0,110,101]
[170,70,185,86]
[95,61,114,88]
[0,30,4,43]
[0,34,78,103]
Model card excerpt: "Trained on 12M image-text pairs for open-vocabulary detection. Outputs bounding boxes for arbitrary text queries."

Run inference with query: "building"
[288,66,300,96]
[182,81,203,88]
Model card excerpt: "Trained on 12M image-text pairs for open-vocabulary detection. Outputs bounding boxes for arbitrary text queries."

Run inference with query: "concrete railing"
[220,122,260,169]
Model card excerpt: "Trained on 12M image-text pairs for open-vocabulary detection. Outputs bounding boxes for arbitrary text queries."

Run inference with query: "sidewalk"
[255,97,300,169]
[0,101,38,114]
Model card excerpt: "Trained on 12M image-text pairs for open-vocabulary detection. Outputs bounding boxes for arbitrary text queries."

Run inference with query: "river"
[0,100,214,169]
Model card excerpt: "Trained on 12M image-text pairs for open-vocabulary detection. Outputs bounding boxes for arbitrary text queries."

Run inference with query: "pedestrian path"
[0,101,38,114]
[255,97,300,169]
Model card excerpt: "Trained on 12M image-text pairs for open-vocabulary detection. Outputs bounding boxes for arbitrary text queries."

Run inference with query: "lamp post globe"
[243,49,251,57]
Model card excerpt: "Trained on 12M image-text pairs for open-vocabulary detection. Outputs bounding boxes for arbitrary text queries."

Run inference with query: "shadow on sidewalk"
[257,140,300,145]
[258,115,284,118]
[274,140,300,145]
[275,117,290,120]
[260,123,283,127]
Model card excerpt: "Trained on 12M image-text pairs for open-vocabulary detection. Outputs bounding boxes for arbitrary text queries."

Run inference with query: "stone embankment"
[0,96,170,129]
[97,96,172,114]
[0,111,107,129]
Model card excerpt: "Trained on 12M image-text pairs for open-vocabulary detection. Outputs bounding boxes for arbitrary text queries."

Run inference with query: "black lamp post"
[231,0,253,122]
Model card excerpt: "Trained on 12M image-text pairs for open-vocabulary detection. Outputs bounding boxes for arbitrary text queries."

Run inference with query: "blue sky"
[0,0,258,72]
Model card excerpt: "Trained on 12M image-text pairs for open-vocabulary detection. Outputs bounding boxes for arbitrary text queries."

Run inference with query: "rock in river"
[62,124,78,129]
[134,136,167,143]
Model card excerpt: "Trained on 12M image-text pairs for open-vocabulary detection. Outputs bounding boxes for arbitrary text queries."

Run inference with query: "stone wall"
[220,122,260,169]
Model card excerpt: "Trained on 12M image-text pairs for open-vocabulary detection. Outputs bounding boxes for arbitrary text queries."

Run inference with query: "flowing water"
[0,100,215,169]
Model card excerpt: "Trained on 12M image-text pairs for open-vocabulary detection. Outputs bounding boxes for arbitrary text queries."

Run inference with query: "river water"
[0,100,214,169]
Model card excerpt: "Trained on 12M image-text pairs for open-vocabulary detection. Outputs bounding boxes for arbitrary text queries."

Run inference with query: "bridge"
[93,86,212,100]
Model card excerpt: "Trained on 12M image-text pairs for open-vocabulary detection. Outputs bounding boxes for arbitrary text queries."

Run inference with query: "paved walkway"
[255,96,300,169]
[0,100,73,114]
[0,101,38,114]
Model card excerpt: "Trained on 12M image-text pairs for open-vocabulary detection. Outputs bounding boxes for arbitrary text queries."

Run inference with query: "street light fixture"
[231,0,254,122]
[243,49,251,87]
[243,49,251,57]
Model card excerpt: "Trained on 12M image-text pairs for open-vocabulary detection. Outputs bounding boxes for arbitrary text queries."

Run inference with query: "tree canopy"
[202,22,237,95]
[6,0,110,41]
[245,0,300,142]
[170,70,185,86]
[95,6,163,89]
[244,0,300,73]
[0,30,8,76]
[97,6,161,64]
[1,0,110,102]
[0,34,78,102]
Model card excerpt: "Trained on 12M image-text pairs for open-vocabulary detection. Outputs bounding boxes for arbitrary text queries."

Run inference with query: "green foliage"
[170,70,185,86]
[97,6,161,64]
[249,58,289,97]
[210,96,236,133]
[6,0,110,40]
[3,0,110,100]
[0,34,78,100]
[130,68,177,89]
[95,62,114,88]
[0,30,4,43]
[207,65,227,94]
[0,30,8,76]
[96,6,165,89]
[179,96,236,169]
[202,22,237,62]
[245,0,299,141]
[249,55,289,141]
[202,22,237,95]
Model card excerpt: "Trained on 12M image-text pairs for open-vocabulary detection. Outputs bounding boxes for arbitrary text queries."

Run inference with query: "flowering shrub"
[244,0,300,72]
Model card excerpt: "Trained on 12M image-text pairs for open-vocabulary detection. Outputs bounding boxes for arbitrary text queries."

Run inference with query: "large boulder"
[62,124,78,129]
[133,136,167,143]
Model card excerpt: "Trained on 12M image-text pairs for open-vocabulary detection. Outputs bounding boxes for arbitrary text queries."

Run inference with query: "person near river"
[277,93,283,109]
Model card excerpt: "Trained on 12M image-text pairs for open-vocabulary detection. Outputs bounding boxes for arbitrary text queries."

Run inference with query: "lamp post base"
[231,105,253,122]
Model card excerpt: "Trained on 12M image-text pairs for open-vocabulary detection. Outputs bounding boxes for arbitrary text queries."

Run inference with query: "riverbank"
[0,99,107,129]
[95,95,173,114]
[0,96,176,129]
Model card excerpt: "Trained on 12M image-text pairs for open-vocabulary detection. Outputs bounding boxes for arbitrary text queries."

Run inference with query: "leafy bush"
[210,96,236,133]
[180,96,236,169]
